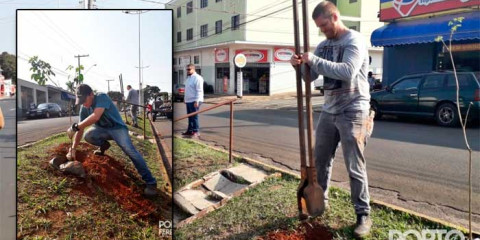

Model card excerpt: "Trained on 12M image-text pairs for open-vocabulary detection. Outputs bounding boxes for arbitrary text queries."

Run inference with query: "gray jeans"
[314,110,374,215]
[130,105,138,125]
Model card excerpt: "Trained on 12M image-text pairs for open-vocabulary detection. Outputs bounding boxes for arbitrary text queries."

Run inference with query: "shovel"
[292,0,325,219]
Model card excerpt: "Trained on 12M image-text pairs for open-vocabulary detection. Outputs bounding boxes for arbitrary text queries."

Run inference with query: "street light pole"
[135,65,149,104]
[105,79,114,93]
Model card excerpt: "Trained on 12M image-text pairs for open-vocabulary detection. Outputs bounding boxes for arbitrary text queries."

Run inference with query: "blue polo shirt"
[79,93,127,129]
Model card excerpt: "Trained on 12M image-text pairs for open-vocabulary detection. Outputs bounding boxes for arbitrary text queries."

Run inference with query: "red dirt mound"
[51,142,157,218]
[261,221,333,240]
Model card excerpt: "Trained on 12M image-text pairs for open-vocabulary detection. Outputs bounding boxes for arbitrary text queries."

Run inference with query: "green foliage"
[65,65,84,90]
[28,56,56,86]
[0,52,16,84]
[142,85,161,104]
[107,91,124,102]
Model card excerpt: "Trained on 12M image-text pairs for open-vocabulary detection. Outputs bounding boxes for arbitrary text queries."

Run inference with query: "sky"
[1,0,172,94]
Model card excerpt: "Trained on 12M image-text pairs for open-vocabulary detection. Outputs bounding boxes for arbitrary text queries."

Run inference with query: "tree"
[0,52,16,84]
[29,56,57,86]
[142,85,161,104]
[436,17,473,240]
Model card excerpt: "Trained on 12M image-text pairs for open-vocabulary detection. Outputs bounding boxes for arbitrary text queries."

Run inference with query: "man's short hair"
[127,85,132,89]
[186,63,195,68]
[312,1,339,20]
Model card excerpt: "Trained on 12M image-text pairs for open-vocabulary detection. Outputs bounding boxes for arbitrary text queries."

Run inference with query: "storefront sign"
[274,47,295,62]
[446,43,480,52]
[235,49,268,63]
[234,54,247,68]
[215,48,229,63]
[380,0,479,21]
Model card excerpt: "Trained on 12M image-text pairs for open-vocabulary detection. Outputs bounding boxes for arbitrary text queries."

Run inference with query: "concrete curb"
[17,132,66,149]
[148,117,173,190]
[175,134,480,236]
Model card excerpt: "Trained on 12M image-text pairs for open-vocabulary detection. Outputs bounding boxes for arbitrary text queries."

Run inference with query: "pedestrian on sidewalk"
[66,84,158,197]
[182,64,204,138]
[290,2,374,238]
[126,85,140,128]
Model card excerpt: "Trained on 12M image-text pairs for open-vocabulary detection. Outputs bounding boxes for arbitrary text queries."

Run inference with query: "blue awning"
[371,11,480,47]
[61,92,75,100]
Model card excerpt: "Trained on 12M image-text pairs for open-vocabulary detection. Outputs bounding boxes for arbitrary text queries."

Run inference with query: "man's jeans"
[84,126,157,185]
[186,102,201,133]
[130,105,138,125]
[314,110,374,215]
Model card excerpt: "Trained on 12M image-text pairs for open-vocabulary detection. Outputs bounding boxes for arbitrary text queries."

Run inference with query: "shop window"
[349,0,357,3]
[231,15,240,30]
[200,0,208,8]
[173,58,177,66]
[177,7,181,18]
[186,1,193,14]
[200,24,208,38]
[177,31,182,43]
[187,28,193,41]
[194,56,200,64]
[215,20,222,34]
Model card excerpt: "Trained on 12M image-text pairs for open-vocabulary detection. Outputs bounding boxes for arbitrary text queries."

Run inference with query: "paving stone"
[202,172,248,196]
[225,163,268,184]
[173,192,199,215]
[178,190,218,211]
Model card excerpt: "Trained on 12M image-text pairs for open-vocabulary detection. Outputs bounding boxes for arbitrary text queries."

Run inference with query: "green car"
[370,72,480,127]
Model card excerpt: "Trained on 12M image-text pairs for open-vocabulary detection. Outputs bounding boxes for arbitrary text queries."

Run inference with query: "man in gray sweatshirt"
[291,2,374,238]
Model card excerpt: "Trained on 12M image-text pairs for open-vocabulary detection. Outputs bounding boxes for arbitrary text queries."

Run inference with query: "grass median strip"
[17,124,171,239]
[174,137,461,239]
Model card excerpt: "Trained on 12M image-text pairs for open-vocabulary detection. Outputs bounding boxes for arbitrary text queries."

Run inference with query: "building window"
[231,15,240,30]
[173,58,177,65]
[177,7,181,18]
[187,28,193,41]
[216,0,221,2]
[177,31,182,43]
[187,1,193,14]
[349,26,357,31]
[349,0,357,3]
[215,20,222,34]
[200,24,208,38]
[194,56,200,64]
[200,0,208,8]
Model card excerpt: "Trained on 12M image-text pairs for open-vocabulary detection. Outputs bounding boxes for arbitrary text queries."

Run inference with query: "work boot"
[353,214,372,239]
[144,184,158,197]
[94,141,111,156]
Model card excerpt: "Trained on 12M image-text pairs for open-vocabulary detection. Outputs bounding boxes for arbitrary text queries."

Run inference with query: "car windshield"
[37,103,49,109]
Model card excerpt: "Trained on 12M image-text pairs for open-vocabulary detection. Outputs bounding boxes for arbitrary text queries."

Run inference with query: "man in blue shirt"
[182,64,204,137]
[66,84,157,197]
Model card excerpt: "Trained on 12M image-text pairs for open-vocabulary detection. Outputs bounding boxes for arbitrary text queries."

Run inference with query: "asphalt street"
[18,115,75,146]
[0,97,17,239]
[174,98,480,231]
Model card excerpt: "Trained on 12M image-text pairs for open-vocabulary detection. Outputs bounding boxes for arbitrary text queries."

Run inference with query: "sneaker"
[190,132,200,138]
[353,214,372,239]
[94,141,111,156]
[144,184,158,197]
[181,131,193,136]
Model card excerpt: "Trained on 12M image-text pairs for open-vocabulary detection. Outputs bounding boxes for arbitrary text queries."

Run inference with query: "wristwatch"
[72,123,80,132]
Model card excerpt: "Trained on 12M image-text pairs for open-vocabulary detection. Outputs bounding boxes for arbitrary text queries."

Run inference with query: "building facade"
[371,0,479,86]
[168,0,384,95]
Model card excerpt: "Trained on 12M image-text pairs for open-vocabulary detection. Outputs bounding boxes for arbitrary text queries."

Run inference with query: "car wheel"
[435,102,459,127]
[371,101,382,120]
[46,112,50,118]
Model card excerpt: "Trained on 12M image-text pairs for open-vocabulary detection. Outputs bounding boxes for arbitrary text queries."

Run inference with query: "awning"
[371,11,480,47]
[61,92,75,101]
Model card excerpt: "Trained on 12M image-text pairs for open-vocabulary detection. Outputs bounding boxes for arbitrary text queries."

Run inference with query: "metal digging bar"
[174,98,237,163]
[293,0,325,219]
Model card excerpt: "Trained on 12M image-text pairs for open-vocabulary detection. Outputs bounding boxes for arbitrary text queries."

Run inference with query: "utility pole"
[135,65,149,105]
[74,54,89,83]
[106,79,114,93]
[87,0,95,9]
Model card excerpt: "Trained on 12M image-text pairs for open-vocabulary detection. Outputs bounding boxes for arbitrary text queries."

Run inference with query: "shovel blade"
[303,183,325,217]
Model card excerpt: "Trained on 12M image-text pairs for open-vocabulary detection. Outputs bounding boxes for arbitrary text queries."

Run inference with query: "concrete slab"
[202,172,248,196]
[178,190,218,211]
[174,192,199,215]
[225,163,268,184]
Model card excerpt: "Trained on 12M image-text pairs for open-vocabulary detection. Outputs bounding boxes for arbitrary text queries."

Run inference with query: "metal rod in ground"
[292,0,307,172]
[229,101,234,163]
[301,0,315,168]
[143,109,146,139]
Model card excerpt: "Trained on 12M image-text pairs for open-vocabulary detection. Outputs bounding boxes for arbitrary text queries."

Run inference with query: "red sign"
[215,48,229,63]
[235,49,268,63]
[380,0,479,21]
[274,47,295,62]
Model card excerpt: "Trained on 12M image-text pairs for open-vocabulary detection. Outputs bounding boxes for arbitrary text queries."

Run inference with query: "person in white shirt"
[126,85,140,127]
[183,64,204,137]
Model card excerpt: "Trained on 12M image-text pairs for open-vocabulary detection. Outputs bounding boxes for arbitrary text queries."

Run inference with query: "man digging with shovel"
[66,84,158,197]
[291,2,374,238]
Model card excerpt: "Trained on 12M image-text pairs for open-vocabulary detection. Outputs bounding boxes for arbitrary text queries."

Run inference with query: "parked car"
[173,84,185,102]
[26,103,64,119]
[370,72,480,127]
